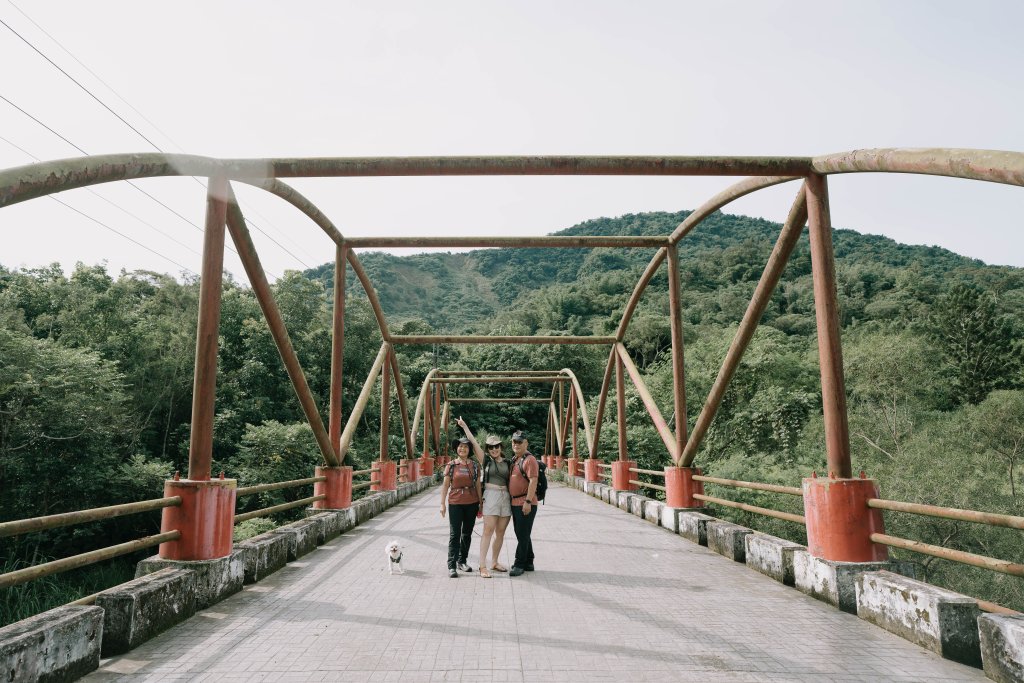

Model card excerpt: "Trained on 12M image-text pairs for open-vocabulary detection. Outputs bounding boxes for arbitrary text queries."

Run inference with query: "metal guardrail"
[234,495,326,524]
[236,476,326,498]
[693,493,806,525]
[0,497,182,538]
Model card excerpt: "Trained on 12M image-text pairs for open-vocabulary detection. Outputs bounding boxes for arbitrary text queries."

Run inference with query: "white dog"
[385,540,404,574]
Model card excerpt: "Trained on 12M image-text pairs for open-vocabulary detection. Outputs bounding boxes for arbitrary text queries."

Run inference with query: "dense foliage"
[2,208,1023,622]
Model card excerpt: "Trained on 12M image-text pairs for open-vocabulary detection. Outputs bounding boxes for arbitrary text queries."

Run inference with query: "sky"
[1,0,1023,281]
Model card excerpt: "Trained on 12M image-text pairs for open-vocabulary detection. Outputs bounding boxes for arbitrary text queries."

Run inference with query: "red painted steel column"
[187,174,228,481]
[616,353,627,462]
[803,474,888,562]
[371,460,398,491]
[420,390,435,475]
[664,467,704,508]
[806,173,852,479]
[161,175,234,560]
[611,460,637,492]
[804,174,885,561]
[329,243,347,459]
[380,350,391,463]
[569,392,578,470]
[584,457,601,483]
[313,465,353,509]
[667,245,688,462]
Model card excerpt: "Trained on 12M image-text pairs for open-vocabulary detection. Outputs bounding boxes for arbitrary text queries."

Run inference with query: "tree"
[929,284,1021,405]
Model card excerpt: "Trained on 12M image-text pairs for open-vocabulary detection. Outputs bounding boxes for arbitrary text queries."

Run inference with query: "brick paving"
[86,484,985,682]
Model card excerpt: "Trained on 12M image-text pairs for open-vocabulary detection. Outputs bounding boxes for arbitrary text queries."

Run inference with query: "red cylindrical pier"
[664,466,704,508]
[401,458,419,482]
[803,475,888,562]
[419,456,435,477]
[372,460,398,491]
[159,478,236,561]
[313,465,352,509]
[611,460,638,491]
[584,458,601,483]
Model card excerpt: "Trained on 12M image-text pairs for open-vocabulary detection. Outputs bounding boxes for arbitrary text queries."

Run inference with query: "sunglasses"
[487,444,502,449]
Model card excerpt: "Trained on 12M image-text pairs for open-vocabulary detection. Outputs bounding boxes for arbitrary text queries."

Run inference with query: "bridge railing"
[0,498,182,597]
[234,476,328,524]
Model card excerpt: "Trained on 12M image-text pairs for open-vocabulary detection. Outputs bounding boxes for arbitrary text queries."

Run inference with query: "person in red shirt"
[507,430,539,576]
[440,435,482,578]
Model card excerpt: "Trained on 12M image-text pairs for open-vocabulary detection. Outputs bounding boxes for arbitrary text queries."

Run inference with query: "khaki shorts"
[481,485,512,517]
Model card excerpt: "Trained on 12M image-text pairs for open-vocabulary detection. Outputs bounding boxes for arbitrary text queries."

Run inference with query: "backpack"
[446,460,480,489]
[513,454,548,504]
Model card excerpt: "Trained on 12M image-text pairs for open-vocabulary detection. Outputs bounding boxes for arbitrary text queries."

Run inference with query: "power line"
[0,8,315,270]
[5,0,184,154]
[0,15,164,152]
[0,133,201,257]
[48,195,197,277]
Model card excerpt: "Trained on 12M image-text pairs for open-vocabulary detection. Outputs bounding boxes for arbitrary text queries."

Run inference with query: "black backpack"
[514,454,548,504]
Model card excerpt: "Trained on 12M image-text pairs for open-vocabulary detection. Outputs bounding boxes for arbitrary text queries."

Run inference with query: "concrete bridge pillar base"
[400,459,419,483]
[313,465,353,510]
[371,460,398,491]
[803,475,887,562]
[159,478,236,561]
[611,460,638,491]
[419,456,434,477]
[664,466,704,508]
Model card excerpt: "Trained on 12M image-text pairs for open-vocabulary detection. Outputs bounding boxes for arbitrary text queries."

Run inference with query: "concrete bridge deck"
[85,484,984,682]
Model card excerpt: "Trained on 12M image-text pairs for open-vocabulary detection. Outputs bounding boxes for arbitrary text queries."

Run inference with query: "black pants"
[447,502,479,569]
[511,504,537,569]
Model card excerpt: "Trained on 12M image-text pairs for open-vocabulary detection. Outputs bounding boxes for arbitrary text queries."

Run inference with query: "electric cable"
[0,11,314,269]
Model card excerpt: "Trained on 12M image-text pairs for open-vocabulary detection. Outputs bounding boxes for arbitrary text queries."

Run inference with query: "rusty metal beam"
[329,243,347,456]
[225,187,339,466]
[430,376,568,384]
[388,348,414,461]
[589,346,618,458]
[666,244,687,456]
[392,335,614,345]
[345,236,667,248]
[812,148,1024,187]
[0,498,181,538]
[615,343,678,461]
[338,342,389,463]
[410,368,439,452]
[867,499,1024,530]
[187,174,227,481]
[871,533,1024,577]
[560,367,594,455]
[448,397,550,404]
[616,352,627,462]
[807,174,852,479]
[439,370,562,376]
[345,249,391,341]
[680,185,808,467]
[380,350,391,462]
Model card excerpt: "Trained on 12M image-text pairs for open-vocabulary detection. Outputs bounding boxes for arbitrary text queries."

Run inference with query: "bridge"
[1,151,1023,681]
[84,483,985,682]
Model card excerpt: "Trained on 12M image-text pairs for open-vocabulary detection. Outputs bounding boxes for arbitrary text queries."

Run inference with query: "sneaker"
[457,562,472,572]
[524,565,535,572]
[448,568,458,578]
[509,566,525,577]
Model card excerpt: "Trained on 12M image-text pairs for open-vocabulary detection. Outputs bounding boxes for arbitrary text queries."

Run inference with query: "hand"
[456,416,467,430]
[476,508,483,519]
[440,504,446,518]
[523,502,532,513]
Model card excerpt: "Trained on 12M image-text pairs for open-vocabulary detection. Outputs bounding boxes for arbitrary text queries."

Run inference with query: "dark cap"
[511,430,527,442]
[454,436,470,445]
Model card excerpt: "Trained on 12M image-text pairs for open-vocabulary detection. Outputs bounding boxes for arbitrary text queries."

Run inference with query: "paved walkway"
[86,484,985,682]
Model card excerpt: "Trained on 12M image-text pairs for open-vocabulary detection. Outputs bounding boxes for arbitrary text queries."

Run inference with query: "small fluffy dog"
[385,540,404,574]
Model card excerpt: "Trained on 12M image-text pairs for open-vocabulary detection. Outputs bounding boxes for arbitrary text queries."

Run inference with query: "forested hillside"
[2,208,1023,623]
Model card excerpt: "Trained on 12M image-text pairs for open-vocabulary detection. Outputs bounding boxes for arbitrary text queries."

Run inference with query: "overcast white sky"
[1,0,1022,280]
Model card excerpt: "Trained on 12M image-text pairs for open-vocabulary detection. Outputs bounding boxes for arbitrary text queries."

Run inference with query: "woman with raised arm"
[439,426,482,578]
[455,416,512,579]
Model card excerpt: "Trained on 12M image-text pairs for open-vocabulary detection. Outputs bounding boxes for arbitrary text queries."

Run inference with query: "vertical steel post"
[380,349,391,463]
[806,174,852,479]
[616,353,627,462]
[187,174,228,481]
[667,244,688,461]
[571,391,578,460]
[432,384,441,455]
[329,243,347,457]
